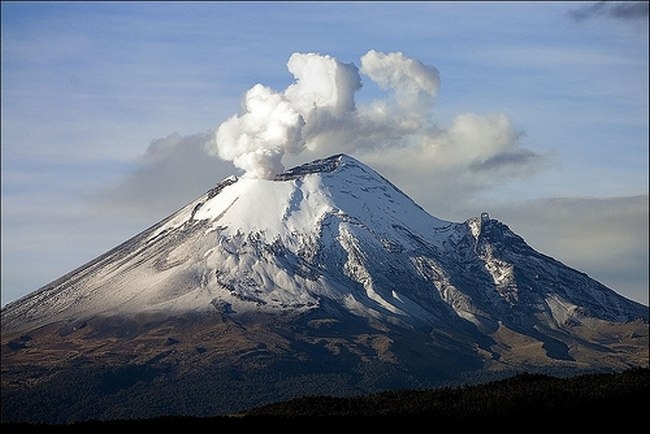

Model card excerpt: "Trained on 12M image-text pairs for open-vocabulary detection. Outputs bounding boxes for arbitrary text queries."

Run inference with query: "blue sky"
[2,1,648,306]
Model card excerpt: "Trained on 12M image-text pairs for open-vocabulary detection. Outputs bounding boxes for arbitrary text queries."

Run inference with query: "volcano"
[2,154,647,423]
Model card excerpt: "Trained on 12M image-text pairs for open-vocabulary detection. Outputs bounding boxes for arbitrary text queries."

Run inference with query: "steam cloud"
[214,84,305,179]
[205,50,539,181]
[206,53,361,178]
[360,49,439,112]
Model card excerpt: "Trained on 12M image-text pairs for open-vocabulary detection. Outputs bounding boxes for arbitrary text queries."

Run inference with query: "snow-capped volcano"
[2,154,647,424]
[2,154,451,326]
[3,154,644,328]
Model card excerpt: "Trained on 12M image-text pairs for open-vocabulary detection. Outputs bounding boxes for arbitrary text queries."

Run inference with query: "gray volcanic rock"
[2,154,647,423]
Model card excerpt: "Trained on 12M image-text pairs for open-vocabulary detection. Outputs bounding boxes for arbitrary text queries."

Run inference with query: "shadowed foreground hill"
[245,367,649,420]
[3,368,648,432]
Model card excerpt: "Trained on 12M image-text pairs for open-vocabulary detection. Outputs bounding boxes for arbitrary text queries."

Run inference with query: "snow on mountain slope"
[2,154,647,337]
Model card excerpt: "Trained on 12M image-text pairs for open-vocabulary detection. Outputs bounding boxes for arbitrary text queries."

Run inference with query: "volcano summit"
[2,154,648,423]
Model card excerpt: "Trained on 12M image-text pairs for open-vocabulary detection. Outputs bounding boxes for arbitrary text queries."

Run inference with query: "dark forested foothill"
[245,367,649,424]
[2,368,647,433]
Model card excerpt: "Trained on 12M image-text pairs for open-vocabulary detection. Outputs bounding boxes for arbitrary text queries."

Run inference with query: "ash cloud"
[205,49,542,187]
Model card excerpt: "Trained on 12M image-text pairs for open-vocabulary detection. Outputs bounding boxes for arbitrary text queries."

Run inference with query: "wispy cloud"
[570,1,649,22]
[93,132,235,219]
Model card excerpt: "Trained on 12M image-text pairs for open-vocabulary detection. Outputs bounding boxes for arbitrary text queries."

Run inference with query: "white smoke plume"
[213,84,305,179]
[206,53,361,178]
[205,49,540,182]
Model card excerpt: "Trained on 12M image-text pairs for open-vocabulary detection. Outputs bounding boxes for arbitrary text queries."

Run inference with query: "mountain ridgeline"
[2,154,648,424]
